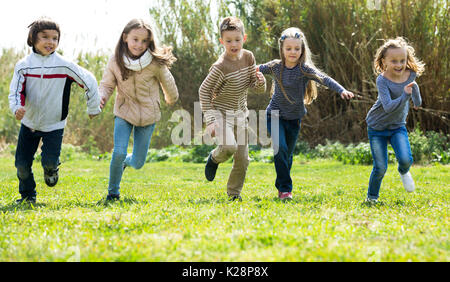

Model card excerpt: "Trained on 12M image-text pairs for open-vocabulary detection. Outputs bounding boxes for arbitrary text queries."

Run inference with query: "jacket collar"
[31,50,56,60]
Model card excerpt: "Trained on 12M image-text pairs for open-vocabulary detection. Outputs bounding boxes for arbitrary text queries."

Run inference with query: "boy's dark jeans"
[15,124,63,198]
[267,113,301,193]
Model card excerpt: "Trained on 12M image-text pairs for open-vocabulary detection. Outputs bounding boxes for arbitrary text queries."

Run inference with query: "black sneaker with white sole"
[44,167,59,187]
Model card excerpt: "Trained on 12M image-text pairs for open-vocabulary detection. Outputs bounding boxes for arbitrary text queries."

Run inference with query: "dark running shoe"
[16,196,36,204]
[44,167,59,187]
[106,194,120,201]
[205,154,219,181]
[229,195,242,202]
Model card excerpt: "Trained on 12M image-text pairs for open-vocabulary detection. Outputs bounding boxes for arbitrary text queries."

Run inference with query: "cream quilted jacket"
[99,56,178,126]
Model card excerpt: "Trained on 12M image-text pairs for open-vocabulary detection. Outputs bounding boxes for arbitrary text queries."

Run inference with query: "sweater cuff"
[11,105,21,116]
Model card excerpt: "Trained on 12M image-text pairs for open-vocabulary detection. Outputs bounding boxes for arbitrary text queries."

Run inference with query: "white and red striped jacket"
[9,51,101,132]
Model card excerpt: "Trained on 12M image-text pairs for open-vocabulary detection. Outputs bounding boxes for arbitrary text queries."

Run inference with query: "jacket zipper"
[37,56,45,130]
[135,75,142,126]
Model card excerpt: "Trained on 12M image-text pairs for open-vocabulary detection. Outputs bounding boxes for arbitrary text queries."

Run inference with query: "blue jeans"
[15,124,64,198]
[108,117,156,195]
[367,126,413,200]
[267,113,301,193]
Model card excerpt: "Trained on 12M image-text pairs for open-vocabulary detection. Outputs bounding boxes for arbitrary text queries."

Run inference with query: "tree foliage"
[0,0,448,152]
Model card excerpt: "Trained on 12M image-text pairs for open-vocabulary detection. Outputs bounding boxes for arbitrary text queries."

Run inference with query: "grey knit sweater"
[366,71,421,130]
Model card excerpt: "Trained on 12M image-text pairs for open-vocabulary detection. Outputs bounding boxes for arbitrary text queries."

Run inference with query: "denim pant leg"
[124,123,156,169]
[108,117,133,195]
[15,125,40,198]
[389,127,413,175]
[40,129,64,173]
[268,115,301,193]
[367,128,389,200]
[285,119,301,173]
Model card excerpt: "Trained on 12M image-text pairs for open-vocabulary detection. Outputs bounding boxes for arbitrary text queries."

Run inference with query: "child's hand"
[15,107,26,120]
[404,82,416,95]
[99,95,107,109]
[256,70,265,85]
[166,99,176,106]
[340,90,354,100]
[206,123,216,138]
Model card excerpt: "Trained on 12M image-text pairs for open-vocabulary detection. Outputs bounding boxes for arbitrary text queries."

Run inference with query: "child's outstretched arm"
[67,62,101,118]
[249,54,266,93]
[303,65,354,100]
[158,65,179,106]
[253,66,266,93]
[98,58,117,110]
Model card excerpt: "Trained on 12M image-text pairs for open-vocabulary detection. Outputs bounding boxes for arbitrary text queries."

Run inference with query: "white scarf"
[123,50,153,71]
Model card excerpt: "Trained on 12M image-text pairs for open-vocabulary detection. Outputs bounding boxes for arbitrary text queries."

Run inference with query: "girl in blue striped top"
[257,27,354,200]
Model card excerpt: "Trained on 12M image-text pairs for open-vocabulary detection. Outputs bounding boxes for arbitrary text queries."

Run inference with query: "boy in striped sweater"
[199,16,266,201]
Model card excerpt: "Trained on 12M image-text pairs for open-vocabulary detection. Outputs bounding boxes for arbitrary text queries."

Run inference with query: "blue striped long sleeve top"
[259,60,345,120]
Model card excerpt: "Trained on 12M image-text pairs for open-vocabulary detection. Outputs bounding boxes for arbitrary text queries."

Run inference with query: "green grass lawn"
[0,156,448,261]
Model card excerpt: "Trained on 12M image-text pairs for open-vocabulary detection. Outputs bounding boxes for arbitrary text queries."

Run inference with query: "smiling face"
[220,30,247,61]
[281,38,303,68]
[34,29,59,56]
[382,47,408,79]
[124,27,150,58]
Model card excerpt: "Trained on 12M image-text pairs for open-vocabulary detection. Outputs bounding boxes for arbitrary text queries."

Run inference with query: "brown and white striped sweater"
[199,49,266,125]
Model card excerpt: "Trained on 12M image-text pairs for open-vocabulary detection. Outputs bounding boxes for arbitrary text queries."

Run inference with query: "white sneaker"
[400,171,415,192]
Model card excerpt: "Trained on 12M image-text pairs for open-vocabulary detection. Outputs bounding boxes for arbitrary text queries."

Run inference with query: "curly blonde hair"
[374,37,425,76]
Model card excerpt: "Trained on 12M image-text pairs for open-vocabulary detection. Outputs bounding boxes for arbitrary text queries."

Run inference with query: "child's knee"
[221,144,238,156]
[133,159,146,170]
[373,164,387,176]
[234,154,249,169]
[16,165,31,179]
[111,151,127,163]
[398,156,413,170]
[274,144,289,158]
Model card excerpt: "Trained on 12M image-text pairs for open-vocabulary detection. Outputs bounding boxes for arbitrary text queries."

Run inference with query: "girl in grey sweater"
[365,37,425,203]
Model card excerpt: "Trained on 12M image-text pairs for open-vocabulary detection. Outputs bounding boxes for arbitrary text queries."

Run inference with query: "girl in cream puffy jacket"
[99,19,179,201]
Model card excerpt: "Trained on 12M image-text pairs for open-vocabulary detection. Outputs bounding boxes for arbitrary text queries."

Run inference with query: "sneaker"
[16,196,36,204]
[400,171,415,192]
[106,194,120,201]
[364,198,378,205]
[229,195,242,202]
[44,167,59,187]
[205,153,219,181]
[279,192,292,200]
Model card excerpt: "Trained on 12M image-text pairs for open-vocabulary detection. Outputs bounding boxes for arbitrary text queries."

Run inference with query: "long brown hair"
[273,27,324,105]
[373,37,425,76]
[115,18,177,81]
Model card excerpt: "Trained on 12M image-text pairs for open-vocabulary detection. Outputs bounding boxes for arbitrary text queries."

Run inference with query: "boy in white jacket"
[8,18,101,204]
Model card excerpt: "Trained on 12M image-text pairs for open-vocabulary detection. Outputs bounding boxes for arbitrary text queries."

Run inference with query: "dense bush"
[311,129,449,165]
[151,0,449,147]
[2,127,447,165]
